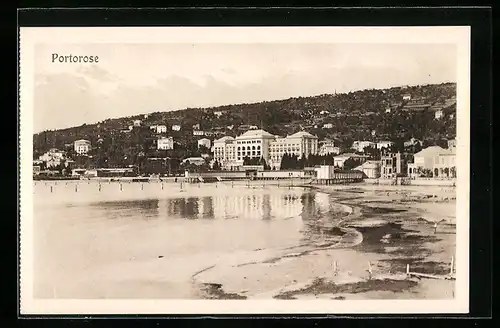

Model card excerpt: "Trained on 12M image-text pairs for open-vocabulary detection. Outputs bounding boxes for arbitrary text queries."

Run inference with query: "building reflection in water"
[159,192,315,222]
[95,199,161,219]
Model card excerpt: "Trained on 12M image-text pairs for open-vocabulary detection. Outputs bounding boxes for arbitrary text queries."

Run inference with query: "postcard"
[19,26,470,315]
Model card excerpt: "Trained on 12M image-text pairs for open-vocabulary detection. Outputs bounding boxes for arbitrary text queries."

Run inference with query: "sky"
[33,43,456,133]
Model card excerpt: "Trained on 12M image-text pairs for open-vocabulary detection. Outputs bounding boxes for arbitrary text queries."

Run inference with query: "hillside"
[33,82,456,159]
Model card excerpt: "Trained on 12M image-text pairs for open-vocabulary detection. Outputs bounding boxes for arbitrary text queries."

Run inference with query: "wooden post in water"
[367,261,373,280]
[450,256,454,275]
[161,183,164,190]
[98,184,101,192]
[120,183,123,192]
[50,186,53,193]
[75,184,78,193]
[141,183,144,191]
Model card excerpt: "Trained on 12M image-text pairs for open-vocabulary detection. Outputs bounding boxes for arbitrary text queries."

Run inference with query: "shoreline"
[33,179,456,300]
[191,182,456,300]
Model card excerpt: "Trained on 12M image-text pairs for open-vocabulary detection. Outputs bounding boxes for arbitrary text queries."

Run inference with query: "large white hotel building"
[211,129,319,170]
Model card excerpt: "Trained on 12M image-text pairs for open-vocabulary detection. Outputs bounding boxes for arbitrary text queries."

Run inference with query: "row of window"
[236,140,262,144]
[237,146,261,151]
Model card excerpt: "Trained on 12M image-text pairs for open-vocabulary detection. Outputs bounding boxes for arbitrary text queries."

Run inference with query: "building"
[156,125,167,134]
[385,107,391,113]
[74,139,91,155]
[192,123,200,130]
[212,129,319,171]
[249,125,259,130]
[128,125,134,131]
[354,161,381,179]
[315,165,336,179]
[236,129,276,166]
[435,109,444,120]
[157,137,174,150]
[212,136,237,170]
[333,155,352,168]
[376,141,394,150]
[447,138,456,149]
[38,149,67,168]
[381,152,405,179]
[352,140,376,152]
[133,120,142,127]
[193,130,205,136]
[402,94,412,101]
[407,145,445,178]
[432,147,456,178]
[149,125,157,131]
[404,137,422,148]
[197,138,212,149]
[172,124,181,131]
[214,111,223,117]
[319,140,340,156]
[322,123,333,129]
[268,131,319,169]
[182,157,206,166]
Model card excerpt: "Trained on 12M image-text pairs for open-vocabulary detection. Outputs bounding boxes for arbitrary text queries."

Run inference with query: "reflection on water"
[90,191,341,223]
[34,186,353,299]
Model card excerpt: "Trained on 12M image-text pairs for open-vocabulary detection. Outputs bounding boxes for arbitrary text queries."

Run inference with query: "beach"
[32,179,456,300]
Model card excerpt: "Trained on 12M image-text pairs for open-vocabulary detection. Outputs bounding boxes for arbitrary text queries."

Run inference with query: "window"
[252,146,255,150]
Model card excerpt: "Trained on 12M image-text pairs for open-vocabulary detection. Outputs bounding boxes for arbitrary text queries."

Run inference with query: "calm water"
[33,181,351,299]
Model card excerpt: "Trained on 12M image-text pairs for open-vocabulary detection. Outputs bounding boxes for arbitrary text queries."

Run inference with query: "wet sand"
[32,180,456,300]
[193,182,456,300]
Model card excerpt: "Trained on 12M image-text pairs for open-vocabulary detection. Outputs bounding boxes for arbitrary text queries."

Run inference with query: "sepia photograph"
[19,26,470,314]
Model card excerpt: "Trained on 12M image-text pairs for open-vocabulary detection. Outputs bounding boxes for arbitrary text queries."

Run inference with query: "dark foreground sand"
[193,182,456,300]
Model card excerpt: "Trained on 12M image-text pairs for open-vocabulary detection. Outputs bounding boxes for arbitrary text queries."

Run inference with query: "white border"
[19,26,470,315]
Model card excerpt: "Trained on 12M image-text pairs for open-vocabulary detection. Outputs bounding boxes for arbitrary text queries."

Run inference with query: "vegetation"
[33,82,456,173]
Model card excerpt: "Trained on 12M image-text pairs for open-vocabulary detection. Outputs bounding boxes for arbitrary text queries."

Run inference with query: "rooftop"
[287,131,318,139]
[236,129,275,139]
[414,146,445,157]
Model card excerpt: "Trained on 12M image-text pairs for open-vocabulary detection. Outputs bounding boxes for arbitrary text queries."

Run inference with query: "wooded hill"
[33,82,456,160]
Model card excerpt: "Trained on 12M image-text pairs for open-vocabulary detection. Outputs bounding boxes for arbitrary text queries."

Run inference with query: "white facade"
[74,139,91,155]
[403,94,411,101]
[182,157,206,166]
[315,165,336,179]
[268,131,319,169]
[354,161,381,179]
[411,146,445,171]
[212,129,319,170]
[156,125,167,134]
[404,137,422,148]
[172,125,181,131]
[322,123,333,129]
[157,137,174,150]
[319,142,340,156]
[376,141,394,150]
[352,140,376,152]
[193,130,205,136]
[192,124,200,130]
[435,110,443,120]
[133,120,142,127]
[197,138,212,149]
